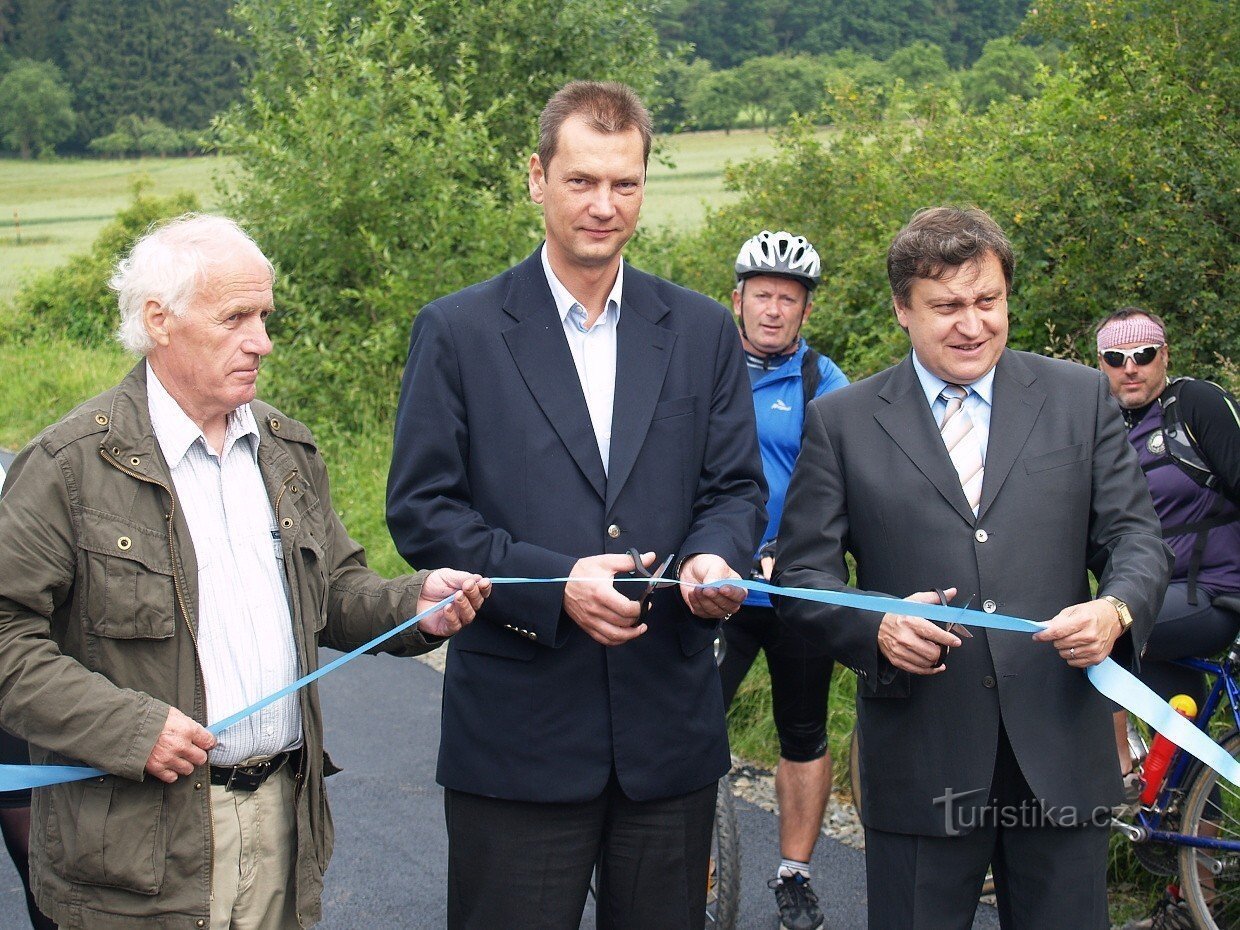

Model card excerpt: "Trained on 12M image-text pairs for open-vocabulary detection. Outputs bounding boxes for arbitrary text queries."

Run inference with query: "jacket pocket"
[294,534,329,632]
[46,776,168,894]
[79,510,175,640]
[652,395,695,421]
[1023,443,1087,475]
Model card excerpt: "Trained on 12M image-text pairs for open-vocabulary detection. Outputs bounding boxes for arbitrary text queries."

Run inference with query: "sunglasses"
[1101,344,1163,368]
[625,548,677,618]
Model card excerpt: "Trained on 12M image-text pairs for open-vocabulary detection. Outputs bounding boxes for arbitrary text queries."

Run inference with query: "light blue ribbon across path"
[3,576,1237,792]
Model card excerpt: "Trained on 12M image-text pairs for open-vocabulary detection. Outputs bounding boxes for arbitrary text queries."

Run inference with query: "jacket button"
[982,599,997,613]
[129,456,141,467]
[270,419,281,431]
[983,675,996,688]
[281,518,293,529]
[117,536,132,551]
[94,413,108,425]
[197,920,206,928]
[974,529,989,543]
[607,524,621,539]
[193,782,203,790]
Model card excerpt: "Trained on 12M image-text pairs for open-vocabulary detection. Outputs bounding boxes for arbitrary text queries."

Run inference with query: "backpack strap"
[801,346,822,411]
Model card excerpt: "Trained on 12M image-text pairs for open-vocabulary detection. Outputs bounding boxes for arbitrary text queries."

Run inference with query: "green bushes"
[650,0,1238,388]
[10,186,200,348]
[215,0,663,418]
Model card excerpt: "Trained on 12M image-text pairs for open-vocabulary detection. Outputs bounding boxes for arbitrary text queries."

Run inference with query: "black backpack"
[1148,377,1238,603]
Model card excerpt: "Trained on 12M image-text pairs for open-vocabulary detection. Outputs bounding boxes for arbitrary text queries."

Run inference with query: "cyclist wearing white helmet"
[721,230,849,930]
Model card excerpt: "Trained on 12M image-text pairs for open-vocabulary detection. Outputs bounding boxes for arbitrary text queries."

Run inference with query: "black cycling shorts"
[718,604,836,763]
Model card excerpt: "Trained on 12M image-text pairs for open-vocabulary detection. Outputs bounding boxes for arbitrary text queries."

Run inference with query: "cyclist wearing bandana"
[1096,308,1240,801]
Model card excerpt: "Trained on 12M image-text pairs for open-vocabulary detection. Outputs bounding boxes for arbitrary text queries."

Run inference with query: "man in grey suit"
[776,206,1172,928]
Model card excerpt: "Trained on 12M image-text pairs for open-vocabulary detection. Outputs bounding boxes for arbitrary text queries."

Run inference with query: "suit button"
[974,529,989,543]
[607,524,621,539]
[983,599,997,613]
[983,675,996,688]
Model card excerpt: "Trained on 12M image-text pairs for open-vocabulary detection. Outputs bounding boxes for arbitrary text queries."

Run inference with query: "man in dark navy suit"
[386,81,766,930]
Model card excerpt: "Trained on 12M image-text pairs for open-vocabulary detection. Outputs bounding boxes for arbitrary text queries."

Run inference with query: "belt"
[209,747,302,792]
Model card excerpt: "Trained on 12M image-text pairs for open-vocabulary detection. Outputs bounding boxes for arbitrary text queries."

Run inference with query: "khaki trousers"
[210,767,298,930]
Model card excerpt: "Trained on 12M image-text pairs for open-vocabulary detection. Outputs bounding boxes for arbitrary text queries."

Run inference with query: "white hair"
[110,213,274,355]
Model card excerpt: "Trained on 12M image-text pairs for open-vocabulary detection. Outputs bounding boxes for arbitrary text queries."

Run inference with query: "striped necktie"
[940,384,984,515]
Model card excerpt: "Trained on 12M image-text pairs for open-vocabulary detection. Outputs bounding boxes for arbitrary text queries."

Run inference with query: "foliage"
[1,0,244,149]
[665,0,1029,69]
[960,37,1042,111]
[652,0,1238,386]
[89,115,199,158]
[217,0,664,416]
[11,185,199,346]
[0,57,74,157]
[884,40,953,90]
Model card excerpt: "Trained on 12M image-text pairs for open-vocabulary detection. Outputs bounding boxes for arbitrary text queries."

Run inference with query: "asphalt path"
[0,648,1000,928]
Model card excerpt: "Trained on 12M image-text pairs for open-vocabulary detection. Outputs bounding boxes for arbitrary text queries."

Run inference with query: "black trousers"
[444,775,717,930]
[864,724,1110,930]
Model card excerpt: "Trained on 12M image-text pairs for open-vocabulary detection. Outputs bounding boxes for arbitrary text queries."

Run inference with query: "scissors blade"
[945,595,975,638]
[648,552,677,589]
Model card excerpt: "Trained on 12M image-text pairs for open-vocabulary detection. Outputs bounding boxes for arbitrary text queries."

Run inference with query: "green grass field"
[0,156,235,302]
[0,129,797,305]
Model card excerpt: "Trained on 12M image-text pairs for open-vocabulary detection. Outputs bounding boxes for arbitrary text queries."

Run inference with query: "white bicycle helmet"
[734,230,821,291]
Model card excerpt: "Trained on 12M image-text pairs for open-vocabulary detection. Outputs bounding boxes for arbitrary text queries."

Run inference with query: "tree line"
[0,0,243,156]
[0,0,1036,159]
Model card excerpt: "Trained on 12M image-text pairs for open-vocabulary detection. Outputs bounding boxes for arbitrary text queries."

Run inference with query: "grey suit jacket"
[776,349,1172,836]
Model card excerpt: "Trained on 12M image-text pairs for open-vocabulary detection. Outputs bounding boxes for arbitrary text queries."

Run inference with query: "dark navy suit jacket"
[387,248,766,803]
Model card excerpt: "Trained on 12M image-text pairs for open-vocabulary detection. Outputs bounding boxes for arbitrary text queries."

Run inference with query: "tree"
[961,37,1041,111]
[885,40,952,89]
[651,0,1238,387]
[0,58,74,157]
[61,0,245,145]
[216,0,664,415]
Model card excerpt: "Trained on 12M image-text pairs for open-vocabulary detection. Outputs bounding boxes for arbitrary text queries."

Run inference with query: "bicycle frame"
[1128,649,1240,854]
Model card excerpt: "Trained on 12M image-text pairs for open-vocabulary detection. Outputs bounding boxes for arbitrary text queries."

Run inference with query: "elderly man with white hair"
[0,213,489,929]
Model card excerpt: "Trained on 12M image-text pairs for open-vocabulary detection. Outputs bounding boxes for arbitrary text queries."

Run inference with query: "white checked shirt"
[542,244,622,475]
[147,365,302,765]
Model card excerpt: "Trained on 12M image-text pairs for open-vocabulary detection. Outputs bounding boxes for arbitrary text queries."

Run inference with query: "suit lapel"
[978,350,1044,518]
[500,251,607,501]
[875,356,977,525]
[606,269,675,513]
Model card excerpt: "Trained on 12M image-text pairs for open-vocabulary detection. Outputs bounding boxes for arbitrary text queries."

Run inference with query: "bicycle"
[1113,592,1240,929]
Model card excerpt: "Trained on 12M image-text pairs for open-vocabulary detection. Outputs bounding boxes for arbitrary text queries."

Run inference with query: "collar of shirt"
[910,350,996,411]
[146,362,260,467]
[540,243,624,331]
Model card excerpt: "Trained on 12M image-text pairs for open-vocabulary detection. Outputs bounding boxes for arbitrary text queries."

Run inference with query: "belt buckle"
[225,756,275,792]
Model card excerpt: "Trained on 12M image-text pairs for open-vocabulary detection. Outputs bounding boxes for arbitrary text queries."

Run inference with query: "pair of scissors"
[625,548,677,619]
[935,588,974,666]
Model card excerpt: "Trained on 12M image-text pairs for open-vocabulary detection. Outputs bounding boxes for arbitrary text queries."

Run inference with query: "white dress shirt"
[541,244,623,475]
[147,365,301,765]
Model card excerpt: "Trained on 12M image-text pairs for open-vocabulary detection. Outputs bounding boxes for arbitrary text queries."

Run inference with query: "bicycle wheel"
[707,777,740,929]
[1178,731,1240,929]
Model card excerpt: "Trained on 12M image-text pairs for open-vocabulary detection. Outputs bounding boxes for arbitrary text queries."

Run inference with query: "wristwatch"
[1101,595,1134,632]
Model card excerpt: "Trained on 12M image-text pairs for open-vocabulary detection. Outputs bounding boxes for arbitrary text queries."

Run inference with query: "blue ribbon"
[3,577,1237,791]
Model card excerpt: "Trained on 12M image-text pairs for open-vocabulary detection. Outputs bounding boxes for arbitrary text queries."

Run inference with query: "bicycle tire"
[707,777,741,930]
[1178,731,1240,930]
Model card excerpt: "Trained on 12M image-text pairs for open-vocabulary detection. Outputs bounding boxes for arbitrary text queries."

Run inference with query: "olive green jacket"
[0,363,437,928]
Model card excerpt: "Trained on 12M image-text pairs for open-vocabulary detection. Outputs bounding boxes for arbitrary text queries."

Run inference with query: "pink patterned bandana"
[1097,317,1166,353]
